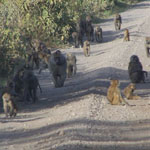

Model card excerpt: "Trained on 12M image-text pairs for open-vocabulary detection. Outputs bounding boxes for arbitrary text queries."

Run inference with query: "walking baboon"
[83,40,90,57]
[114,13,122,31]
[22,70,42,103]
[72,32,83,48]
[85,20,94,42]
[145,37,150,57]
[107,80,129,105]
[94,26,103,42]
[2,92,17,118]
[123,29,130,41]
[123,83,141,100]
[128,55,148,83]
[66,53,77,78]
[49,50,67,88]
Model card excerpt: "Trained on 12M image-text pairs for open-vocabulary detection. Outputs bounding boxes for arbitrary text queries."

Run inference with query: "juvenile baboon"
[94,26,103,43]
[123,29,130,41]
[107,80,129,105]
[145,37,150,57]
[123,83,141,100]
[66,53,77,78]
[114,13,122,31]
[2,92,17,118]
[72,32,83,48]
[128,55,148,83]
[83,40,90,57]
[22,70,42,103]
[49,50,67,88]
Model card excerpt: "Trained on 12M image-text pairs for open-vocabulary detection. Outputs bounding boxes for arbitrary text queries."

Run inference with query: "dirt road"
[1,1,150,150]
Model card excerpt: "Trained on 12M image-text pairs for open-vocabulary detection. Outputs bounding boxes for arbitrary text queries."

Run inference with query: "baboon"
[94,26,103,42]
[66,53,77,78]
[22,70,42,103]
[72,32,83,48]
[2,92,17,118]
[107,80,129,105]
[114,13,122,31]
[123,83,141,100]
[128,55,148,83]
[49,50,67,88]
[83,40,90,57]
[145,37,150,57]
[123,29,130,41]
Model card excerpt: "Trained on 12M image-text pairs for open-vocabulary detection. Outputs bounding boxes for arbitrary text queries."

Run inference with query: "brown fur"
[123,83,141,100]
[2,93,17,118]
[107,80,129,105]
[123,29,130,41]
[145,37,150,57]
[83,40,90,57]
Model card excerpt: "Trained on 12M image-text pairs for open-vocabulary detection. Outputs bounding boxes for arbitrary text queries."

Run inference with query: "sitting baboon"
[107,80,129,105]
[83,40,90,57]
[128,55,148,83]
[123,29,130,41]
[114,13,122,31]
[22,69,42,103]
[2,92,17,118]
[49,50,67,88]
[72,32,83,48]
[145,37,150,57]
[66,53,77,78]
[94,26,103,43]
[123,83,141,100]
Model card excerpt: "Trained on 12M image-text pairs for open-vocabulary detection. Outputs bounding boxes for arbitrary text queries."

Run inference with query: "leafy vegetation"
[0,0,143,79]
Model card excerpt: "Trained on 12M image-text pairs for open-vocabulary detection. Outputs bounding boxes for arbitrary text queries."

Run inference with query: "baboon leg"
[4,106,9,118]
[32,89,37,103]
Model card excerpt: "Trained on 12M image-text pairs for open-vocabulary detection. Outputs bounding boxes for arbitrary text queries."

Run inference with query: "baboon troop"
[145,37,150,57]
[114,13,122,31]
[49,50,67,88]
[2,92,17,118]
[83,40,90,57]
[123,83,141,100]
[128,55,148,83]
[66,53,77,78]
[94,26,103,43]
[107,80,129,105]
[123,29,130,41]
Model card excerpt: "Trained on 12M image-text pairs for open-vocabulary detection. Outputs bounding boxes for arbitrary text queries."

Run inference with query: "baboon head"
[54,50,62,65]
[110,79,119,87]
[86,15,91,22]
[130,55,139,62]
[3,93,11,102]
[129,83,136,90]
[84,40,90,47]
[38,42,46,51]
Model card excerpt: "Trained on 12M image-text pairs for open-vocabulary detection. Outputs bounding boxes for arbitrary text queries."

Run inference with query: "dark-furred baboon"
[94,26,103,43]
[2,92,17,118]
[107,80,129,105]
[66,53,77,78]
[145,37,150,57]
[83,40,90,57]
[114,13,122,31]
[123,29,130,41]
[128,55,148,83]
[72,32,83,48]
[123,83,141,100]
[49,50,67,88]
[22,70,42,103]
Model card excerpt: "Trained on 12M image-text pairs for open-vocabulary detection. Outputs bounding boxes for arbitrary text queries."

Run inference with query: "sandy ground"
[1,1,150,150]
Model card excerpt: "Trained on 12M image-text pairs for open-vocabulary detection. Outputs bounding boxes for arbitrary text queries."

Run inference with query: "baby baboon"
[49,50,67,88]
[107,80,129,105]
[114,13,122,31]
[145,37,150,57]
[123,83,141,100]
[22,70,42,103]
[83,40,90,57]
[66,53,77,78]
[2,92,17,118]
[123,29,130,41]
[94,26,103,43]
[128,55,148,83]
